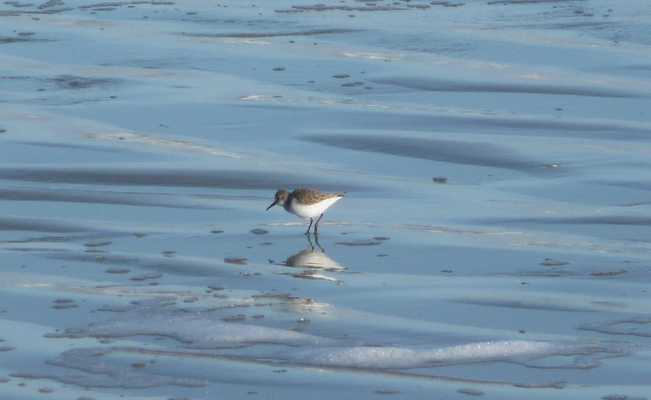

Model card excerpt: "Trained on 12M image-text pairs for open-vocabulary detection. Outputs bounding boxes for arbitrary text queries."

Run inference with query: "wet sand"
[1,0,651,399]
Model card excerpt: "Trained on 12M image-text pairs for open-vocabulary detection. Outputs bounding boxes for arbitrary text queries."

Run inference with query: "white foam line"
[84,131,242,158]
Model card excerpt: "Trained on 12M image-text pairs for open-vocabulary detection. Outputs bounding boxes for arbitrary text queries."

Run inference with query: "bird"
[266,188,345,235]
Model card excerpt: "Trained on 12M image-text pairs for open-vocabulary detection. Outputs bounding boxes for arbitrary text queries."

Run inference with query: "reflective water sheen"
[1,0,651,399]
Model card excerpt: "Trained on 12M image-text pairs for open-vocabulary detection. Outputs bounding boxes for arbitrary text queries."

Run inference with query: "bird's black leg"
[314,213,324,236]
[306,218,314,236]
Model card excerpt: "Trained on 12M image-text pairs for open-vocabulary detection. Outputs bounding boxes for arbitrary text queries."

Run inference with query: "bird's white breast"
[286,196,342,219]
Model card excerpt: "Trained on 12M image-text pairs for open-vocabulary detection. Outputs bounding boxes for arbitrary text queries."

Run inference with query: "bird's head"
[266,189,290,210]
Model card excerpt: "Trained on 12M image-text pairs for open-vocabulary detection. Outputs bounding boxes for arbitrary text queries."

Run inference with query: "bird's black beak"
[266,201,276,211]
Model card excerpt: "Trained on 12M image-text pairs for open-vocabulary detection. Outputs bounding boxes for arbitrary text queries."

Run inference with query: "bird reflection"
[307,234,324,252]
[279,236,347,284]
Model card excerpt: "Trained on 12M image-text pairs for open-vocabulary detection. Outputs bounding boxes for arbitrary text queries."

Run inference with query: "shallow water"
[1,0,651,399]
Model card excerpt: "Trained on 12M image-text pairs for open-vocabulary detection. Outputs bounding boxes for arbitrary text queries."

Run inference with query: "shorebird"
[266,188,345,235]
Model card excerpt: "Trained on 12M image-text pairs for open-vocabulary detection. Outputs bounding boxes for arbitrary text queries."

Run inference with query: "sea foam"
[46,298,642,374]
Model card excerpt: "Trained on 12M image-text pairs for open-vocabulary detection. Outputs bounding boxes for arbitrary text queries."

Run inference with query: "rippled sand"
[1,0,651,399]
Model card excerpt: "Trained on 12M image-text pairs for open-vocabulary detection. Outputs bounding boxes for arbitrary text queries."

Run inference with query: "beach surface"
[1,0,651,399]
